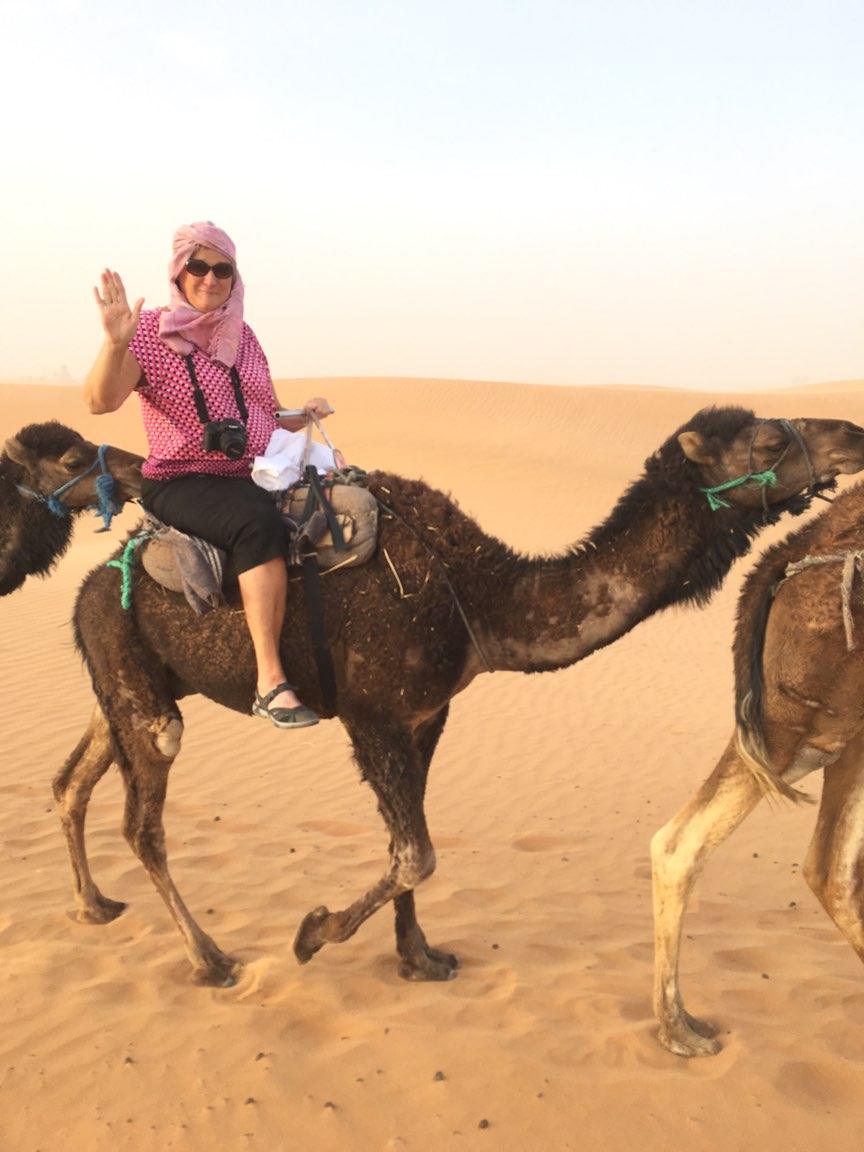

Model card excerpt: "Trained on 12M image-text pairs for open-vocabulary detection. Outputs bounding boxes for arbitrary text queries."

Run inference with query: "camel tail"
[734,698,812,805]
[733,551,814,807]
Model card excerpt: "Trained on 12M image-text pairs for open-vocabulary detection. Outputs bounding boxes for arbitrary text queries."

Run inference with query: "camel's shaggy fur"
[8,411,864,990]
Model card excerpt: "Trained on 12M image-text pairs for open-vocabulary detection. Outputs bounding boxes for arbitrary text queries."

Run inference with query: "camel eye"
[757,436,784,453]
[60,453,86,472]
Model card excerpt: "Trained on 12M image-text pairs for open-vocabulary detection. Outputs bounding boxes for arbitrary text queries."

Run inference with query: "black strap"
[184,355,248,425]
[300,552,337,713]
[301,465,347,551]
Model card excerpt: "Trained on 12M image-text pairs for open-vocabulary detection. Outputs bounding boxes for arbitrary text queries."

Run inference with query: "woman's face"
[177,245,234,313]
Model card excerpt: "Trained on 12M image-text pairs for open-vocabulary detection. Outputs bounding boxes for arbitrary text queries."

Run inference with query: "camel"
[0,421,142,596]
[652,472,864,1057]
[6,409,864,988]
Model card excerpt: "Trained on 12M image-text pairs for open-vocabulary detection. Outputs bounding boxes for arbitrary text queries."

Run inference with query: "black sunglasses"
[185,258,235,280]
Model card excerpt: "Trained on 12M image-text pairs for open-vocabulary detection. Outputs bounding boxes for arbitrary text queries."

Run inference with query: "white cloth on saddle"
[251,428,337,492]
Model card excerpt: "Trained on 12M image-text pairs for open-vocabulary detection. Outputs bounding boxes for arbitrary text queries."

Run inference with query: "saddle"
[139,470,378,614]
[280,469,378,572]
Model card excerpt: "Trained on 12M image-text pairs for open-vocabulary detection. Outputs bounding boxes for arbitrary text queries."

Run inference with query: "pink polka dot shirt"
[129,309,279,480]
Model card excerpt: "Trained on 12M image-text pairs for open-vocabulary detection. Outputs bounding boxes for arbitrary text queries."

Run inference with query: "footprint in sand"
[712,946,773,971]
[512,834,577,852]
[299,820,373,838]
[774,1059,863,1106]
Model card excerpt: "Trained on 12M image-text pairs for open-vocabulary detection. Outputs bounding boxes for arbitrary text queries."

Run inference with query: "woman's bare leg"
[237,556,302,710]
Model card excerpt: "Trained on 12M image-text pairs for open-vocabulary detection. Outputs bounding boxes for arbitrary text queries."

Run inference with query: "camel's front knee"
[146,715,183,760]
[394,842,436,889]
[117,711,183,767]
[650,824,691,890]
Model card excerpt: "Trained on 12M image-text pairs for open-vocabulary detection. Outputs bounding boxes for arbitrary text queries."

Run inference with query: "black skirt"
[140,473,290,576]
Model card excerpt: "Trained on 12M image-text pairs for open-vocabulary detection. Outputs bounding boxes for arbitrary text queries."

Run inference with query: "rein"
[16,444,123,532]
[699,419,818,514]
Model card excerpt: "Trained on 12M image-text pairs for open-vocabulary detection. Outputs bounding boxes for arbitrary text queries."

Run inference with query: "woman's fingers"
[95,270,134,315]
[102,269,129,306]
[304,396,335,418]
[93,270,142,343]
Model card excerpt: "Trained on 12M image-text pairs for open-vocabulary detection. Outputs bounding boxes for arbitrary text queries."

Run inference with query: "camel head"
[676,409,864,513]
[3,422,143,512]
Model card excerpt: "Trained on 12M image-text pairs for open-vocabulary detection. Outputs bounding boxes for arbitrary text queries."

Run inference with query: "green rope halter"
[105,531,152,609]
[700,468,779,511]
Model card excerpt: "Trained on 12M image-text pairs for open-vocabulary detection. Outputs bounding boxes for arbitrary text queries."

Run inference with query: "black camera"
[202,418,248,460]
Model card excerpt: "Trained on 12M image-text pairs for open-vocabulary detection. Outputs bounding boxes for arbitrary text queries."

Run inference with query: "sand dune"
[1,377,863,1151]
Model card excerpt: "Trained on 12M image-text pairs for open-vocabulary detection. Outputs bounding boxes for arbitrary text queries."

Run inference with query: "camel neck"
[477,474,761,675]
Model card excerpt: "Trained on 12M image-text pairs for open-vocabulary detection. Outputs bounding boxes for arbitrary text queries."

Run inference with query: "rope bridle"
[699,418,820,514]
[16,444,124,532]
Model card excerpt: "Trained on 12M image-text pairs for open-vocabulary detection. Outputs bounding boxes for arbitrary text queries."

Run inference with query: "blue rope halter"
[16,444,123,532]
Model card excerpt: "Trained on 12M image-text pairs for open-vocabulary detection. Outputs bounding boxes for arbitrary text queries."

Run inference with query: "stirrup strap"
[301,553,337,713]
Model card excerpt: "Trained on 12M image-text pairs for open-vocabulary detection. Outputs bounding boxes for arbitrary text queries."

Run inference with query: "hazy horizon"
[3,0,862,392]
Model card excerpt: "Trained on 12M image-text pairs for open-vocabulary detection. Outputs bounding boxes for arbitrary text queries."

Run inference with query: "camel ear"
[3,436,34,468]
[678,431,715,465]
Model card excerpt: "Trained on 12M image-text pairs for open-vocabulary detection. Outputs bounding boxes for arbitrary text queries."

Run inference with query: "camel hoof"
[294,906,330,964]
[683,1010,720,1040]
[71,897,128,925]
[657,1017,722,1058]
[191,955,242,988]
[399,946,459,982]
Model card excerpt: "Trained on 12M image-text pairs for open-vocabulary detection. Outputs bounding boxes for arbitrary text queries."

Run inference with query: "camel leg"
[52,705,126,924]
[294,711,457,979]
[652,733,836,1057]
[393,889,458,980]
[74,596,241,985]
[393,708,458,980]
[118,744,241,987]
[803,738,864,960]
[651,739,764,1056]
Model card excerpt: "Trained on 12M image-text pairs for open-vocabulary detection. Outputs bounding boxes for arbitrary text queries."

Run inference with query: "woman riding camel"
[85,221,331,730]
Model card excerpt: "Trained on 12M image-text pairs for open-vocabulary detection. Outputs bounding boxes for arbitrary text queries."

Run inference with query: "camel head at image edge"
[674,410,864,513]
[3,422,143,509]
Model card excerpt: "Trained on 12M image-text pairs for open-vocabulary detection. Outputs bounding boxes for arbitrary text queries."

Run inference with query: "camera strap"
[184,354,249,425]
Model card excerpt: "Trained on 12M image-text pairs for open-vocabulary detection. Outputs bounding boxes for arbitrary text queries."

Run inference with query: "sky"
[1,0,862,390]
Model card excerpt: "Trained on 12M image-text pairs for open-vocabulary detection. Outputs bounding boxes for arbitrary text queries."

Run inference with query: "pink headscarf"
[158,222,245,367]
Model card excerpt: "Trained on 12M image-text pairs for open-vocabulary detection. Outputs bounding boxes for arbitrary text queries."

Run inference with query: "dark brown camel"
[0,422,142,596]
[652,473,864,1057]
[11,409,864,988]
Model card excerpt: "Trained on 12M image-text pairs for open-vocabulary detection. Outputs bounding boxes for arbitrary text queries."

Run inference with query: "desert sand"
[2,376,863,1151]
